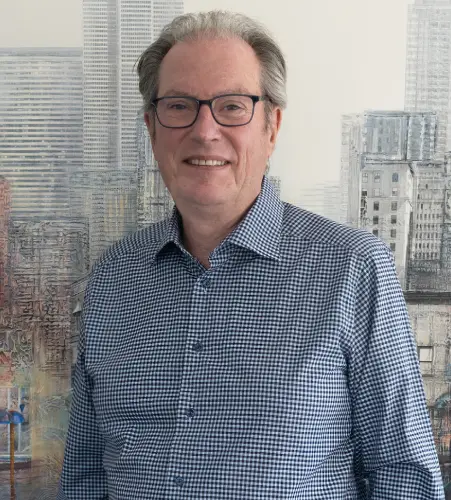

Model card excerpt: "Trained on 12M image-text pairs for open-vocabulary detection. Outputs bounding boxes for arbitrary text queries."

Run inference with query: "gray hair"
[136,10,287,130]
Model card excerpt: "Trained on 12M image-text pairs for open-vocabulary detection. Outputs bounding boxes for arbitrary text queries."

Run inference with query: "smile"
[185,159,229,166]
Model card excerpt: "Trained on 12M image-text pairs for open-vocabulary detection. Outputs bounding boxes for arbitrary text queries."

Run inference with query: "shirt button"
[192,342,204,352]
[186,407,195,418]
[174,475,185,487]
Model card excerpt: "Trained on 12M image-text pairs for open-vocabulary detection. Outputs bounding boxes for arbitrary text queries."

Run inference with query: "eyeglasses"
[151,94,268,128]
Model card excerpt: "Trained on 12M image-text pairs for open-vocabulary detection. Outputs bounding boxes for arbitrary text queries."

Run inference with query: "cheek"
[246,132,270,160]
[232,130,259,160]
[153,133,179,162]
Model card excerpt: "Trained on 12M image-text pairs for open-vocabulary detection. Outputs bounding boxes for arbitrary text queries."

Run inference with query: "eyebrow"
[160,88,255,97]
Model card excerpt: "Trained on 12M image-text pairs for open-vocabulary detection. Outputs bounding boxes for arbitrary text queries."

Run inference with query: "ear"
[267,107,283,157]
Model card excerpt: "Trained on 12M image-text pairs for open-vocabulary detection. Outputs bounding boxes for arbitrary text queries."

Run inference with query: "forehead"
[158,37,262,98]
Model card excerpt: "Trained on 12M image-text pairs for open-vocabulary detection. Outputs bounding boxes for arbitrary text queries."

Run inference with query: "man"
[58,10,444,499]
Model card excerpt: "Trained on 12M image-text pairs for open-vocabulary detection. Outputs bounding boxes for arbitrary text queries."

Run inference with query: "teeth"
[187,159,228,166]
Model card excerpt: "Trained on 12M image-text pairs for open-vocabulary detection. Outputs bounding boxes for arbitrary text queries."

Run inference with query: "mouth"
[184,158,231,167]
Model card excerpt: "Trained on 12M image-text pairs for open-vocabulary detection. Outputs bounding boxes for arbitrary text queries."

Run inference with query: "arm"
[349,245,444,499]
[57,269,109,499]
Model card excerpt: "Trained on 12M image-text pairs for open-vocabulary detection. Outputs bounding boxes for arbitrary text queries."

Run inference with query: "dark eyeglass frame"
[150,94,269,128]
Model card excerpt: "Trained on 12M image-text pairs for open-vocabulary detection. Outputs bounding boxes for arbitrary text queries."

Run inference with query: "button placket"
[165,276,210,496]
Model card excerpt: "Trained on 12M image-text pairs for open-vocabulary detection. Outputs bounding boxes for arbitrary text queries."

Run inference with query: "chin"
[184,187,230,205]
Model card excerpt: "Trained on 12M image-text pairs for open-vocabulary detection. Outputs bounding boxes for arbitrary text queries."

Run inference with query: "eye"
[168,103,187,110]
[224,104,242,111]
[215,97,250,113]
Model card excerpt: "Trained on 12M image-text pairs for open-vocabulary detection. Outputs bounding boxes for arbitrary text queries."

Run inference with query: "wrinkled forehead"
[157,37,262,99]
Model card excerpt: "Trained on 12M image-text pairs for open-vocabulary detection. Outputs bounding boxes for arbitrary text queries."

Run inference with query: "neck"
[178,198,257,269]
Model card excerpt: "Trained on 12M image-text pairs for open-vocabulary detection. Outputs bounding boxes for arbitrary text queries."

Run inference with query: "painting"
[1,0,451,497]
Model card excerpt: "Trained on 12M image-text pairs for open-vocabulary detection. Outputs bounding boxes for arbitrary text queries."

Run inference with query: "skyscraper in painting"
[340,110,437,289]
[0,48,83,218]
[405,0,451,159]
[83,0,183,265]
[403,0,451,292]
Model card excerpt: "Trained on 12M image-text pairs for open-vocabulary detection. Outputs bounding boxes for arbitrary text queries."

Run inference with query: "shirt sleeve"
[349,244,445,499]
[57,267,109,500]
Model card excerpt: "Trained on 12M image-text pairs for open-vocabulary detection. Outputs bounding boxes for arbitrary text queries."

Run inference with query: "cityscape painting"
[2,0,451,497]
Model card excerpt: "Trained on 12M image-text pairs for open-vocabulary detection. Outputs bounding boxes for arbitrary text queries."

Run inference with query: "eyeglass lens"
[156,95,255,127]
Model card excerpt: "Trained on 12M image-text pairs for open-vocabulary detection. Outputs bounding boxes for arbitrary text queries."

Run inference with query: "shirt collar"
[153,175,284,263]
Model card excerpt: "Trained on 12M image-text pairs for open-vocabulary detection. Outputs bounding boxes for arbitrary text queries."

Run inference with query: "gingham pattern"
[57,176,444,499]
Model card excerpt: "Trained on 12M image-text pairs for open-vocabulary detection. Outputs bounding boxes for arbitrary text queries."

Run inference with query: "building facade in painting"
[405,0,451,159]
[83,0,183,264]
[405,293,451,465]
[340,110,437,288]
[6,219,88,380]
[0,48,83,218]
[407,156,451,291]
[0,177,10,310]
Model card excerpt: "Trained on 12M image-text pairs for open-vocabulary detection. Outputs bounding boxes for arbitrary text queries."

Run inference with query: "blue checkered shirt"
[58,176,444,499]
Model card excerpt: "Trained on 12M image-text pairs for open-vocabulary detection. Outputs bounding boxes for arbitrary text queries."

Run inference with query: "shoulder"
[281,202,392,263]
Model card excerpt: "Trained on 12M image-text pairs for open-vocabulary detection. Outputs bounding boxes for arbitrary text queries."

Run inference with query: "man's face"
[145,37,282,210]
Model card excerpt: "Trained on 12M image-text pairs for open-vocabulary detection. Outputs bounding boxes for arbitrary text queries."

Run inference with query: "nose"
[189,103,222,142]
